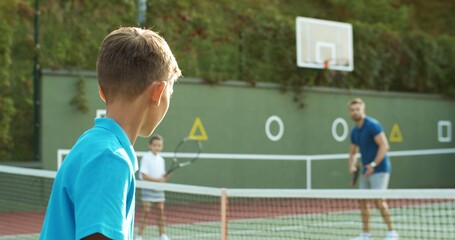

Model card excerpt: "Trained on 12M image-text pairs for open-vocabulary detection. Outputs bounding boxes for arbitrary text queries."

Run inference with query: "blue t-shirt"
[40,118,138,240]
[350,117,391,173]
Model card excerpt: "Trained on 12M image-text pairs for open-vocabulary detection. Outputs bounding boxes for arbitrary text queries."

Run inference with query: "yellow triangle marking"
[188,117,208,141]
[389,123,403,142]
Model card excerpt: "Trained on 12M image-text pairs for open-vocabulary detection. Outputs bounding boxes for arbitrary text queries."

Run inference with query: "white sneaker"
[351,233,372,240]
[135,236,143,240]
[160,234,170,240]
[385,230,399,240]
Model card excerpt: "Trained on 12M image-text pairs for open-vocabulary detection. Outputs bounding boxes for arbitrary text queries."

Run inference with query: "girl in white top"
[136,135,171,240]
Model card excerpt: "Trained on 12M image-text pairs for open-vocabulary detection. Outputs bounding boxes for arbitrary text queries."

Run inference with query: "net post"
[221,188,228,240]
[306,158,311,189]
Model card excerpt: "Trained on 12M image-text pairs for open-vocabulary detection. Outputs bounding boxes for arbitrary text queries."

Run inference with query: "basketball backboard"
[296,17,353,71]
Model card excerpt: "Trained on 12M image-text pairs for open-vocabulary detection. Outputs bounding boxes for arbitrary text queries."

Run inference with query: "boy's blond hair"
[97,27,181,103]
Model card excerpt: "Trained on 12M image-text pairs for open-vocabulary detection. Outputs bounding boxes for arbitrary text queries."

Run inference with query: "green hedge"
[0,0,17,158]
[1,0,454,160]
[35,0,455,95]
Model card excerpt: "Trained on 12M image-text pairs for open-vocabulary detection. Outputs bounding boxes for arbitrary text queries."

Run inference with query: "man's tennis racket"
[351,163,361,187]
[166,137,202,174]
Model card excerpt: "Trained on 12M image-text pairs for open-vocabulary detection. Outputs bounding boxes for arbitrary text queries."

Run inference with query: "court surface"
[2,201,452,240]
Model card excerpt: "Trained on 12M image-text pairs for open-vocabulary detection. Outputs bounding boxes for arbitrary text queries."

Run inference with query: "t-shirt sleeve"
[74,150,133,240]
[139,154,149,175]
[350,128,358,145]
[370,120,384,137]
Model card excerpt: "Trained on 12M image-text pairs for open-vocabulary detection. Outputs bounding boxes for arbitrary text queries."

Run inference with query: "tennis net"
[1,165,455,240]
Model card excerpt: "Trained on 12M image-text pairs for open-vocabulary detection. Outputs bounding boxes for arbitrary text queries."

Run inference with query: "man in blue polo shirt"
[348,98,399,240]
[40,27,181,239]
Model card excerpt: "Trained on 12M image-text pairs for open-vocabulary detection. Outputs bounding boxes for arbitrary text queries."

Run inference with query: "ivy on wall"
[2,0,455,161]
[0,0,18,158]
[70,77,89,114]
[30,0,455,98]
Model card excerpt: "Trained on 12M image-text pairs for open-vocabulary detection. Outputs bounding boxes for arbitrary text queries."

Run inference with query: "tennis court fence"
[1,165,455,240]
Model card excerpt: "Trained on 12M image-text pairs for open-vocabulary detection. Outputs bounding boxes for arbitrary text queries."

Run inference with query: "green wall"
[41,70,455,189]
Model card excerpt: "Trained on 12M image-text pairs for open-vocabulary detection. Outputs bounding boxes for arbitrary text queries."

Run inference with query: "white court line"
[59,148,455,162]
[0,233,39,240]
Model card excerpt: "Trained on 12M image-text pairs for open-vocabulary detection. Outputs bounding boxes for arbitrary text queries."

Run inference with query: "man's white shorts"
[359,172,390,189]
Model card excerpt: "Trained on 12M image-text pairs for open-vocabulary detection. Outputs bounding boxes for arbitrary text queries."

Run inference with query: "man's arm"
[365,132,390,176]
[348,144,358,175]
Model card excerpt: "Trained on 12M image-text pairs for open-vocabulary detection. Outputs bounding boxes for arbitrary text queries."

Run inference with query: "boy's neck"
[105,103,144,145]
[103,82,165,145]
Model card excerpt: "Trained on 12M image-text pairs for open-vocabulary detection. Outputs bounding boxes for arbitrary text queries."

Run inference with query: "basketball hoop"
[296,17,353,71]
[323,59,347,83]
[323,60,330,70]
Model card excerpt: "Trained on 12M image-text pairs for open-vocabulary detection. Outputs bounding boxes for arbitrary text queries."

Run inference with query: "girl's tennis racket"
[166,137,202,174]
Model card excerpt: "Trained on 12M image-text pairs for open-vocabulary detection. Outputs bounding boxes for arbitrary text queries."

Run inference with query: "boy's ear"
[150,81,167,106]
[98,85,106,103]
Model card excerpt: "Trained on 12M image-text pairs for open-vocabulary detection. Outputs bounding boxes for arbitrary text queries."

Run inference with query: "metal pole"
[137,0,147,27]
[33,0,41,162]
[306,158,311,189]
[238,30,243,81]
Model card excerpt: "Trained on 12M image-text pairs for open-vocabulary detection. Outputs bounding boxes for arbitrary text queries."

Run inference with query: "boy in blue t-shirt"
[348,98,399,240]
[40,27,181,240]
